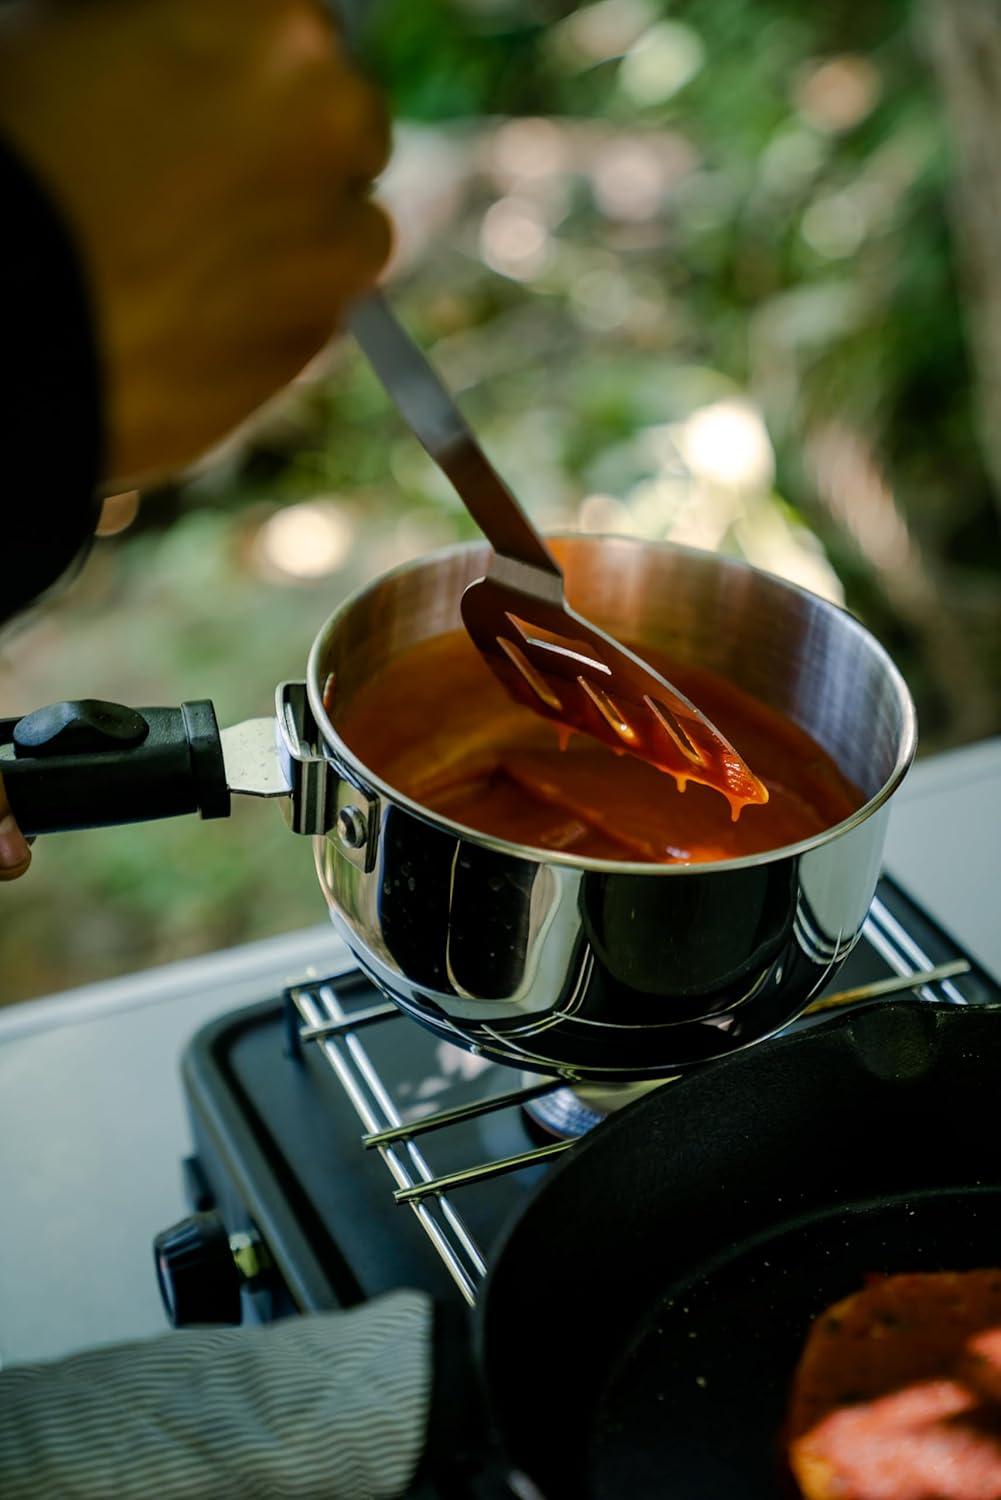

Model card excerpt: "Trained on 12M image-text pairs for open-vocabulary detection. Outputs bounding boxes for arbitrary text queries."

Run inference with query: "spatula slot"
[578,679,638,744]
[505,614,611,676]
[644,695,706,765]
[496,637,564,711]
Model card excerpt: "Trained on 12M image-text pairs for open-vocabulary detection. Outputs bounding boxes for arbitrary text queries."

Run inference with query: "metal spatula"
[349,295,768,817]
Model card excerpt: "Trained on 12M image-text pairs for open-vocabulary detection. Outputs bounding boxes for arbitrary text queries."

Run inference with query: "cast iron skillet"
[479,995,1001,1499]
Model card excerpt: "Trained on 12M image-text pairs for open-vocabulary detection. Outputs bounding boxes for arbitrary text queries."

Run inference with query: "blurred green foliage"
[2,0,999,1001]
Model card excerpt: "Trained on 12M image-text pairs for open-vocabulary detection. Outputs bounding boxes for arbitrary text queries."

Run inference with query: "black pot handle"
[0,699,230,836]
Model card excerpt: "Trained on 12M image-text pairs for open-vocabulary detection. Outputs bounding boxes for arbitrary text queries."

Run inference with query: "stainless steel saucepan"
[309,534,915,1078]
[1,534,915,1079]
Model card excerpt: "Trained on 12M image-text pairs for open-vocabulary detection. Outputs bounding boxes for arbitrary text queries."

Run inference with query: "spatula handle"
[349,295,562,580]
[320,0,560,578]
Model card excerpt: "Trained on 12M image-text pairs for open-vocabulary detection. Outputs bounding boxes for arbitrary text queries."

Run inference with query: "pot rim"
[307,534,918,877]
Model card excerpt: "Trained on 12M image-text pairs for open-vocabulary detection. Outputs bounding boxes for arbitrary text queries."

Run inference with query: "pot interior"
[314,536,914,806]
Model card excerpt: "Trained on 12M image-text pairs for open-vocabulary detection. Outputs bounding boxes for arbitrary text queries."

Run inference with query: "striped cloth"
[0,1291,432,1499]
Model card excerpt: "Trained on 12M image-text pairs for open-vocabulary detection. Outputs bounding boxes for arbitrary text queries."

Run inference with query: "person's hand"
[0,778,31,882]
[0,0,391,490]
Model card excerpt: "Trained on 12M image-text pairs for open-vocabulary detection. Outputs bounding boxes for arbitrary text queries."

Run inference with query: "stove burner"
[521,1077,668,1139]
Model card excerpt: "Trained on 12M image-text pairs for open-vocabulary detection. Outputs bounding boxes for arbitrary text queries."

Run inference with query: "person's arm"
[0,0,389,548]
[0,1295,501,1499]
[0,1294,435,1499]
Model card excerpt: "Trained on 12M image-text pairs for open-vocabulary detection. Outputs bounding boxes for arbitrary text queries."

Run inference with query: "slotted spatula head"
[461,568,770,820]
[349,294,768,819]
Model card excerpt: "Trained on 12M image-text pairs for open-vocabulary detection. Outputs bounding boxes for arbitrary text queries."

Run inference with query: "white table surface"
[0,924,350,1368]
[882,737,1001,983]
[0,739,998,1368]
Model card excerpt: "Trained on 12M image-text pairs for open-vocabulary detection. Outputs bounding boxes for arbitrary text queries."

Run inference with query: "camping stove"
[154,877,994,1328]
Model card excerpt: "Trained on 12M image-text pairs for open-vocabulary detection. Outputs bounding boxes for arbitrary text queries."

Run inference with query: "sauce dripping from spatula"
[462,576,770,821]
[349,297,768,819]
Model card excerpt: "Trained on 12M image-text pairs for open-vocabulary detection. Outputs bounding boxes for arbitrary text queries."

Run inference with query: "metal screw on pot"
[336,805,367,849]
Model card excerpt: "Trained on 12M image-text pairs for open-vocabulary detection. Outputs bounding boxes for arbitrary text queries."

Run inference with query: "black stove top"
[169,876,997,1341]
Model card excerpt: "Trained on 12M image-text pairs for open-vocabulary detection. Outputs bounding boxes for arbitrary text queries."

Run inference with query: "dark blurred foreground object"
[0,138,101,628]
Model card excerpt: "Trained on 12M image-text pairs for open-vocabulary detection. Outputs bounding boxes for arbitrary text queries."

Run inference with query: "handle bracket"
[275,682,379,866]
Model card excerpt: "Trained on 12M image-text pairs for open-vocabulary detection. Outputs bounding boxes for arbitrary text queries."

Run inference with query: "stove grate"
[285,894,970,1305]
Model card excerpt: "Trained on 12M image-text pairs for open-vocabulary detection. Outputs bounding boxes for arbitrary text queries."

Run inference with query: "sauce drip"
[480,618,770,821]
[333,630,863,865]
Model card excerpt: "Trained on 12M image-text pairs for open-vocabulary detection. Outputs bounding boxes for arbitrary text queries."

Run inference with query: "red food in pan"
[788,1272,1001,1500]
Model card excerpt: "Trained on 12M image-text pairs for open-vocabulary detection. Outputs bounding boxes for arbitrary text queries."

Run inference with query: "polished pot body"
[310,537,915,1081]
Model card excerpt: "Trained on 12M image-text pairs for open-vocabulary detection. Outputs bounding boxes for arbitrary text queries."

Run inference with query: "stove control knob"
[154,1213,259,1327]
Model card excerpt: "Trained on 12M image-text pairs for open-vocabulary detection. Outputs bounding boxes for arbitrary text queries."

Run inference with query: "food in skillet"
[787,1271,1001,1500]
[334,628,863,865]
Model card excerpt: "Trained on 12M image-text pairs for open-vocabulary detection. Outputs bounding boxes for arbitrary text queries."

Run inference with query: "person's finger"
[0,786,31,880]
[314,65,392,187]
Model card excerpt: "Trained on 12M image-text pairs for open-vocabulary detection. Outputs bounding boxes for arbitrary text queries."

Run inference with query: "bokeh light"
[794,55,882,134]
[480,196,552,279]
[801,190,868,258]
[676,401,776,492]
[550,0,656,68]
[577,492,636,532]
[255,500,354,580]
[489,117,568,185]
[591,138,667,221]
[618,21,705,106]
